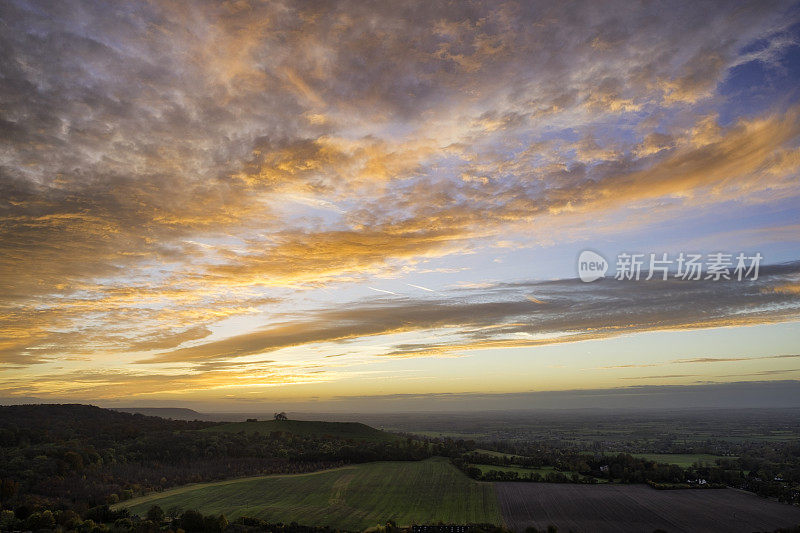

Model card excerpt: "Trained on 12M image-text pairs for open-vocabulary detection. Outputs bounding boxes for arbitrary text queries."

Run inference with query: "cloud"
[141,262,800,364]
[596,353,800,370]
[621,374,698,380]
[1,0,799,400]
[187,106,800,293]
[0,358,337,400]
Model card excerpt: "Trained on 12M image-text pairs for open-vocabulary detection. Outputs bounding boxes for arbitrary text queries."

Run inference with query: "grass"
[404,430,491,440]
[201,419,397,442]
[472,450,734,469]
[473,449,522,459]
[117,458,501,530]
[627,453,734,467]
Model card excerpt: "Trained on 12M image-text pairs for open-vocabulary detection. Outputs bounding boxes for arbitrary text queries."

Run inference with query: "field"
[365,409,800,447]
[474,449,519,458]
[627,453,733,467]
[201,419,397,441]
[118,458,501,530]
[471,450,732,470]
[496,482,800,533]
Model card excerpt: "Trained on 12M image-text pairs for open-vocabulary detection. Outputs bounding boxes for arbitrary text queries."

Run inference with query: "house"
[412,526,469,533]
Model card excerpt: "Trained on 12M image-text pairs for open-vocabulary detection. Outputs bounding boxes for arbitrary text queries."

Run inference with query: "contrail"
[368,287,399,296]
[407,283,435,292]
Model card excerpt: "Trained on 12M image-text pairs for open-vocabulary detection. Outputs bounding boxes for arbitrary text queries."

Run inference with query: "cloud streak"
[140,263,800,364]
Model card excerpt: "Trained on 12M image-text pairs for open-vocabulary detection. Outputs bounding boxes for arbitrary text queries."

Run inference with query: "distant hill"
[202,419,398,441]
[112,407,212,420]
[0,403,213,438]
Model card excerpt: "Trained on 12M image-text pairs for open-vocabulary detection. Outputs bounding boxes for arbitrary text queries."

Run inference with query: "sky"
[1,0,800,412]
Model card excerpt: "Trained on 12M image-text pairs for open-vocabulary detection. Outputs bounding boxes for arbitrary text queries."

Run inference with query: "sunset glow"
[2,0,800,411]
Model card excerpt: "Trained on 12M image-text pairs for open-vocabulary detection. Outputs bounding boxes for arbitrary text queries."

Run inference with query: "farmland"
[496,482,800,533]
[4,405,800,532]
[368,409,800,449]
[627,453,733,467]
[474,449,520,459]
[116,459,800,532]
[119,458,502,530]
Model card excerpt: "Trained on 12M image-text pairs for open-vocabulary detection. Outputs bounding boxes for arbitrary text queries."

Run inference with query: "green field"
[118,458,501,530]
[628,453,734,467]
[201,419,397,441]
[473,449,522,459]
[471,449,733,470]
[403,430,491,440]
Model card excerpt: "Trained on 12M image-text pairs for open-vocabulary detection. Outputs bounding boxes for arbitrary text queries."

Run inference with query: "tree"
[0,510,20,531]
[179,509,205,532]
[114,517,133,530]
[204,513,228,533]
[274,412,288,421]
[146,505,165,524]
[0,478,17,504]
[25,510,55,530]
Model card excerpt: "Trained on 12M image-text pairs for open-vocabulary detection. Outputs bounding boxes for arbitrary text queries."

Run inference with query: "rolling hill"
[201,419,398,441]
[112,407,211,420]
